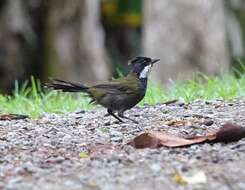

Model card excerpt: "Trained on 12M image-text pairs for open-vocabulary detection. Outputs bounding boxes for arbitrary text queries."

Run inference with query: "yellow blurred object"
[101,0,117,15]
[173,171,207,185]
[79,152,89,158]
[120,13,141,27]
[173,173,187,185]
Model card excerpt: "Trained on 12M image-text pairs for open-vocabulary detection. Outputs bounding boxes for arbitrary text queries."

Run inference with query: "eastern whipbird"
[46,56,159,123]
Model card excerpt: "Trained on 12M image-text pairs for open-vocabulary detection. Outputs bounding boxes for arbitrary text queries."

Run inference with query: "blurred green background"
[0,0,245,93]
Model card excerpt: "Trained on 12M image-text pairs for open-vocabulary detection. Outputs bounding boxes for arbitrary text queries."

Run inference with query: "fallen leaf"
[214,123,245,143]
[129,131,210,148]
[173,173,187,185]
[128,133,160,148]
[0,113,29,120]
[173,171,207,185]
[79,152,89,158]
[100,127,110,133]
[129,123,245,148]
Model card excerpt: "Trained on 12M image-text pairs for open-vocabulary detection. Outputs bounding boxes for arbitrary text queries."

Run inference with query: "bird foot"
[104,113,110,117]
[119,116,138,124]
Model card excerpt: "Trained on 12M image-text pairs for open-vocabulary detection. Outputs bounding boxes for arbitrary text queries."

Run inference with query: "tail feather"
[45,78,89,92]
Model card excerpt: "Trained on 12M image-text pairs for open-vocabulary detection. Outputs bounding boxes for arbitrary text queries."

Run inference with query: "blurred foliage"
[101,0,142,27]
[232,58,245,78]
[102,0,142,78]
[1,0,245,94]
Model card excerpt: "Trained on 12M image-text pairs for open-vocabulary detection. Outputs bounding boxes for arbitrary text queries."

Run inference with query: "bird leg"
[104,110,116,117]
[118,111,138,124]
[107,109,123,122]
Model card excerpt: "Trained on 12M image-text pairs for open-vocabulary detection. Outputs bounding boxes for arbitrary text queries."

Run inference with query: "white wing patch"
[139,65,152,79]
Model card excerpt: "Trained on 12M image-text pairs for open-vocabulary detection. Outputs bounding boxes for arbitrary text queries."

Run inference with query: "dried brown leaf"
[0,113,29,120]
[129,123,245,149]
[213,123,245,143]
[129,131,210,148]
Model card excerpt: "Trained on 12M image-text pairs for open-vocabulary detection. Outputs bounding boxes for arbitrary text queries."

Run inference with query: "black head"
[129,56,160,79]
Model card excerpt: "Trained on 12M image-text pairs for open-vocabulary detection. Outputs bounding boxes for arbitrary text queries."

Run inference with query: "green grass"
[1,74,245,118]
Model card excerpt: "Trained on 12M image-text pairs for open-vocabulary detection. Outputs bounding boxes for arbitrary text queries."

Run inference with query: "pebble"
[110,136,123,143]
[203,120,214,126]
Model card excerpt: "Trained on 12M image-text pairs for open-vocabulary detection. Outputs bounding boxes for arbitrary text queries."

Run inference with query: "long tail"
[45,78,89,92]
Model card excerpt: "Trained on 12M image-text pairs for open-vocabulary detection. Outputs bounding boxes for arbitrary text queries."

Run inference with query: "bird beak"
[151,59,160,65]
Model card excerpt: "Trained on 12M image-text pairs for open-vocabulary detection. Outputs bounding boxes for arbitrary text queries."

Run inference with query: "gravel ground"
[1,99,245,190]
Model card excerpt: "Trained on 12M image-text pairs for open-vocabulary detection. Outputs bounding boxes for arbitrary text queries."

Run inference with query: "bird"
[46,56,160,123]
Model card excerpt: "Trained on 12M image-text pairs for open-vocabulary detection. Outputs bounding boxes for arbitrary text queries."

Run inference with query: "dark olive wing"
[92,84,132,95]
[87,75,145,109]
[91,76,139,95]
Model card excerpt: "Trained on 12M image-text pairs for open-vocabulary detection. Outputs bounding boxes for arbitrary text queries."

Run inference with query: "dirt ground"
[0,99,245,190]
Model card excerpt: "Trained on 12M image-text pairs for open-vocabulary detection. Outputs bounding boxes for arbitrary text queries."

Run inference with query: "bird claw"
[104,113,110,117]
[119,116,138,124]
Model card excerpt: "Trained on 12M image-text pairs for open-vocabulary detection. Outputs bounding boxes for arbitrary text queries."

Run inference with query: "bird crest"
[128,56,152,65]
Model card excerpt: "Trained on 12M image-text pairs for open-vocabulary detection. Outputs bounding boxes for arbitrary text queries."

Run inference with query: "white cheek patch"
[139,65,152,79]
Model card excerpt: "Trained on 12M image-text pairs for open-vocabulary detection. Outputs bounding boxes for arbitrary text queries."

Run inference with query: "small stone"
[104,121,111,126]
[110,130,123,137]
[177,101,185,107]
[46,156,65,164]
[76,110,86,114]
[110,136,123,142]
[203,120,214,126]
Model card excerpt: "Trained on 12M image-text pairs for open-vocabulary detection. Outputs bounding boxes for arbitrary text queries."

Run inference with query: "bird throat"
[139,65,151,79]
